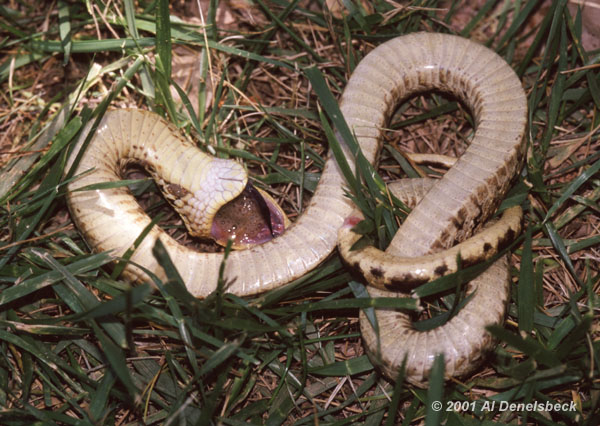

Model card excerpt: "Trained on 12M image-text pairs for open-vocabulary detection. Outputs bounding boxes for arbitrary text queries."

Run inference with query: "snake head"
[211,183,289,249]
[160,157,288,249]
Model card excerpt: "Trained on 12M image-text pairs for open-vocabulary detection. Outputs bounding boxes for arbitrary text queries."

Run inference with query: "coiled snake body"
[66,32,527,386]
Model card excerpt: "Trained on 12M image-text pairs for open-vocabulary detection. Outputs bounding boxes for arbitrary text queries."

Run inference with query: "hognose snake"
[65,32,527,386]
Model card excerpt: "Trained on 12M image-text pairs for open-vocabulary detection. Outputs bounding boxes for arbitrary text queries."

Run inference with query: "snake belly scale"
[66,32,526,385]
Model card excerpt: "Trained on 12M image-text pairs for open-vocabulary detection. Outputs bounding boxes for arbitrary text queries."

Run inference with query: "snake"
[65,32,527,386]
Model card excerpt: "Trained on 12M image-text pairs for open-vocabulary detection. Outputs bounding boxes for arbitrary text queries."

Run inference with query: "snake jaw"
[210,184,288,249]
[166,158,248,239]
[158,157,288,248]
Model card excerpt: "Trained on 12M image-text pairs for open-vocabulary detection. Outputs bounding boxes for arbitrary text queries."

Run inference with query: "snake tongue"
[211,183,287,249]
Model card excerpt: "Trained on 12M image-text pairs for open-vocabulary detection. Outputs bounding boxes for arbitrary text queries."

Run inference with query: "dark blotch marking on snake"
[434,263,448,276]
[370,267,384,278]
[385,274,429,291]
[496,228,516,251]
[167,184,190,198]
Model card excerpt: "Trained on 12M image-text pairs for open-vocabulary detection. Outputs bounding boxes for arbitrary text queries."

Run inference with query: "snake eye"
[210,183,288,249]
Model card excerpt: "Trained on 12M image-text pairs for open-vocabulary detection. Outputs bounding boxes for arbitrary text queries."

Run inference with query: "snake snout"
[211,183,288,249]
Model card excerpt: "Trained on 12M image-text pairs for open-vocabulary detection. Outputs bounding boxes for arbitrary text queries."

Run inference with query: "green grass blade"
[545,158,600,220]
[308,355,373,376]
[154,0,175,118]
[57,0,71,65]
[425,354,445,426]
[518,218,535,333]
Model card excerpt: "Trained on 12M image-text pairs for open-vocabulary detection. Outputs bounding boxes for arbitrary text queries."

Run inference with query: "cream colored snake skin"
[65,32,527,385]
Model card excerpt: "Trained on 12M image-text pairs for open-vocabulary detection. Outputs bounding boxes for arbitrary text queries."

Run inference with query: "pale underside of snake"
[65,32,527,386]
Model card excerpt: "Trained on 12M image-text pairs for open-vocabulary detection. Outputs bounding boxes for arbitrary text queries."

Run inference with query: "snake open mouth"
[210,182,287,248]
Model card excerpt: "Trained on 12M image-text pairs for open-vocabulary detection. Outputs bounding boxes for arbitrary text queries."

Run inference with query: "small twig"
[561,63,600,74]
[0,224,73,251]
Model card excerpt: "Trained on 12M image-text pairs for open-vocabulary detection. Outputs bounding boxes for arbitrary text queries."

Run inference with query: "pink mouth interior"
[210,186,286,248]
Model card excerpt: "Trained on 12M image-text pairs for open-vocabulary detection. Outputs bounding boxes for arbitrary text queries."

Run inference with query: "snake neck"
[70,109,249,240]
